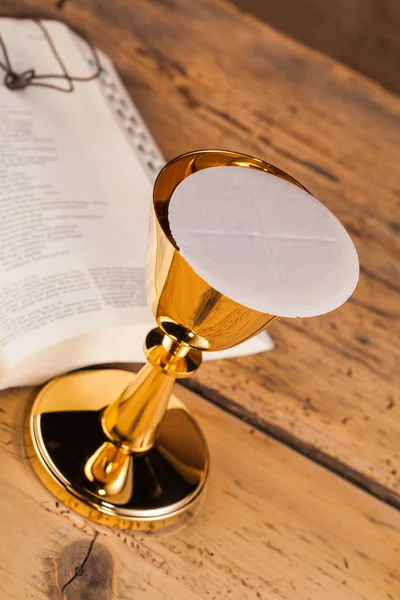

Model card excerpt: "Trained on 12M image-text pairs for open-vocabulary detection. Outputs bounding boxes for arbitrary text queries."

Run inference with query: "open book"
[0,19,273,389]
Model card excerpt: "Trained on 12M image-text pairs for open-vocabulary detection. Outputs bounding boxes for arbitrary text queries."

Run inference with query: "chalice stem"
[84,328,203,495]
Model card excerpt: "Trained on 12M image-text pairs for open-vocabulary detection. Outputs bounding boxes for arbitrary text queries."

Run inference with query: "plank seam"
[180,379,400,511]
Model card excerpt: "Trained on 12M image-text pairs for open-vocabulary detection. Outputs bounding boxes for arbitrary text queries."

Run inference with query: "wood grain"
[231,0,400,96]
[0,384,399,599]
[0,0,399,505]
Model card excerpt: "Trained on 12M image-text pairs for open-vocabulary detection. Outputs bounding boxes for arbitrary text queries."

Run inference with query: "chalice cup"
[26,150,358,529]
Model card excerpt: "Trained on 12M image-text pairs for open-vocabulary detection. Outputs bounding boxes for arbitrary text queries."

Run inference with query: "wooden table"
[0,1,399,598]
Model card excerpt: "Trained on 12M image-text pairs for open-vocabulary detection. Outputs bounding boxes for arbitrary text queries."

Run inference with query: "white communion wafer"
[168,165,359,318]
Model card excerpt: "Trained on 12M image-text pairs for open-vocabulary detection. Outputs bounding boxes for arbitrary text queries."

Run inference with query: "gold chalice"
[26,150,358,529]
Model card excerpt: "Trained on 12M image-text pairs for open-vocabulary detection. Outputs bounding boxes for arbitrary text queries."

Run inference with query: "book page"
[0,19,154,378]
[0,19,273,388]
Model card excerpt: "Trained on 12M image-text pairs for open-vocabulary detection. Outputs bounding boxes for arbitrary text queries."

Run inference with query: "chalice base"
[26,369,209,529]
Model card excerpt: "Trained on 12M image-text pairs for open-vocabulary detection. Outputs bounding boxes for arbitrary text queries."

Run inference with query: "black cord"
[0,18,101,92]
